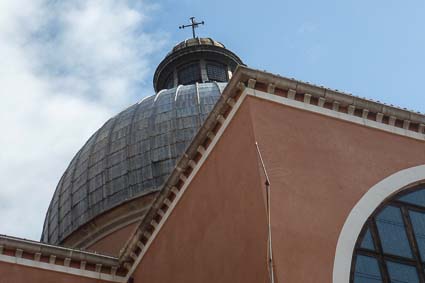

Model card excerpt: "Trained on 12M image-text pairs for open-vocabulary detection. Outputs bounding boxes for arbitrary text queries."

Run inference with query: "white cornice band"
[0,254,126,282]
[249,88,425,141]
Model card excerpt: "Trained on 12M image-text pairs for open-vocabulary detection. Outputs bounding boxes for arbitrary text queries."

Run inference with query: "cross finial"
[179,17,205,39]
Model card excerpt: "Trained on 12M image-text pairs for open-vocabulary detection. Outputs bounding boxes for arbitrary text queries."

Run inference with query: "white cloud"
[0,0,166,240]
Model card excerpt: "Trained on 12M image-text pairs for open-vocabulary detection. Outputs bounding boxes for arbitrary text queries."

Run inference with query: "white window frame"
[333,164,425,282]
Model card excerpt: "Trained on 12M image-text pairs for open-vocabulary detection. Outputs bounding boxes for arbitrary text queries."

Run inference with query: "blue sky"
[0,0,424,240]
[151,0,425,112]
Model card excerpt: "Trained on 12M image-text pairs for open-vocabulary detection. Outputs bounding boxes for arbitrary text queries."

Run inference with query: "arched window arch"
[333,165,425,283]
[352,185,425,282]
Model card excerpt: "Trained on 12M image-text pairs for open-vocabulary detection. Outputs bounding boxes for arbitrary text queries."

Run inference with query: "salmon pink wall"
[87,222,139,256]
[133,101,269,283]
[130,94,425,283]
[0,261,111,283]
[247,96,425,282]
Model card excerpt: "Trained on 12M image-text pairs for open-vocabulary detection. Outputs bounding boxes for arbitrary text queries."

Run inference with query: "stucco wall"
[133,100,269,282]
[129,93,425,282]
[247,96,425,282]
[87,222,139,256]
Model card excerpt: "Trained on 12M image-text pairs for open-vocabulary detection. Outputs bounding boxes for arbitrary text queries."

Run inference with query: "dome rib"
[67,146,84,233]
[57,153,78,241]
[124,102,144,199]
[104,113,121,204]
[195,82,203,128]
[43,168,66,242]
[212,81,222,94]
[81,128,102,233]
[145,96,159,194]
[153,89,166,103]
[174,85,182,102]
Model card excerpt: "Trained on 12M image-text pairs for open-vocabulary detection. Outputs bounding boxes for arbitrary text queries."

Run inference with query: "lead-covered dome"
[42,35,244,246]
[42,82,226,245]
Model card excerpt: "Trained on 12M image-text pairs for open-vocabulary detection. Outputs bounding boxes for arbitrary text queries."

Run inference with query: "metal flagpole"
[255,141,274,283]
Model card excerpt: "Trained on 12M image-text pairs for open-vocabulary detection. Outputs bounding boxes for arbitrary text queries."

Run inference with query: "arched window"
[206,62,227,82]
[164,72,175,89]
[351,185,425,283]
[178,63,201,85]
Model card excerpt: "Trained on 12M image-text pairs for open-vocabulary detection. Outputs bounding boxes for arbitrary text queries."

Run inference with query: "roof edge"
[236,66,425,123]
[0,234,125,281]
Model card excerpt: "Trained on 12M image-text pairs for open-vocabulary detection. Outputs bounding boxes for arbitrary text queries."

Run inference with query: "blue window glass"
[354,255,382,283]
[376,206,413,258]
[351,185,425,283]
[360,228,375,251]
[206,62,227,82]
[386,261,419,283]
[178,63,201,85]
[164,72,174,89]
[399,188,425,208]
[409,210,425,261]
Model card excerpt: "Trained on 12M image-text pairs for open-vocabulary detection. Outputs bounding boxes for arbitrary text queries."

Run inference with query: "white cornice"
[236,66,425,126]
[0,235,124,282]
[248,88,425,141]
[0,253,125,282]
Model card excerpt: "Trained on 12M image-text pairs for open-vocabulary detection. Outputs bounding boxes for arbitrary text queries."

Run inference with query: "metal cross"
[179,17,205,39]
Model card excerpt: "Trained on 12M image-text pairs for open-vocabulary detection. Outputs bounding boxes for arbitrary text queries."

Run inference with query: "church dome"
[42,35,244,246]
[41,82,227,245]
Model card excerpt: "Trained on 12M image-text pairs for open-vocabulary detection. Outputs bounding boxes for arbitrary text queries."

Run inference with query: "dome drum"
[153,38,244,92]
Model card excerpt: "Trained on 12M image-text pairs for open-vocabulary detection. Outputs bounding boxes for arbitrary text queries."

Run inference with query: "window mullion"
[400,205,425,282]
[370,217,390,283]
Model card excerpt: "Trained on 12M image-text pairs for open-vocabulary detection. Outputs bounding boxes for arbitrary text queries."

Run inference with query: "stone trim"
[249,88,425,141]
[236,66,425,132]
[0,254,125,282]
[250,87,425,137]
[0,235,125,282]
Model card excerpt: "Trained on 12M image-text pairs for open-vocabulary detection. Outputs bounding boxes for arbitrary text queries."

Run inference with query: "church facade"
[1,36,425,283]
